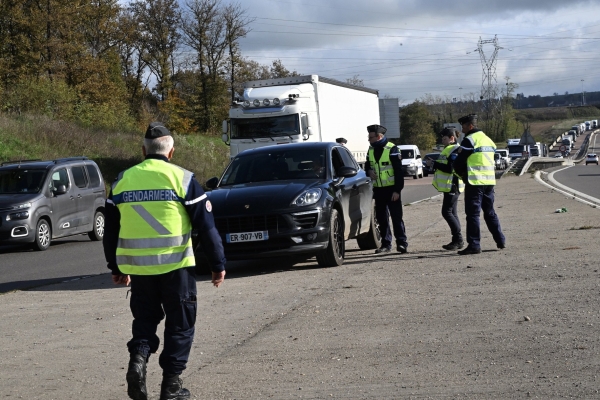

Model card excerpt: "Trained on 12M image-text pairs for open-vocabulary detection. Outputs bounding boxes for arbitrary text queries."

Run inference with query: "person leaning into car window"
[365,124,408,254]
[428,127,465,251]
[102,122,226,400]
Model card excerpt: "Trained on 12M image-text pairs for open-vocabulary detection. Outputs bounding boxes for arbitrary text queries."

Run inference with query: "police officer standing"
[428,127,464,250]
[365,124,408,254]
[453,114,505,255]
[103,122,226,400]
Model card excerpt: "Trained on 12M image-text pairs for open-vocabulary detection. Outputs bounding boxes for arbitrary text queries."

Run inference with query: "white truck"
[222,75,387,164]
[507,138,529,160]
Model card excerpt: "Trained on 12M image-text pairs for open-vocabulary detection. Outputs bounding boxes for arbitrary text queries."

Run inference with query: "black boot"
[160,373,191,400]
[126,353,148,400]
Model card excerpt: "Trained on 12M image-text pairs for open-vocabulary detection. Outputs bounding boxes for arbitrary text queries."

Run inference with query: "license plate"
[226,231,269,243]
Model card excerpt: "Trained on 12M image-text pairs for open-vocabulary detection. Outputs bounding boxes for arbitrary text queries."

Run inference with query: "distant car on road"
[586,153,599,165]
[196,142,381,269]
[553,153,564,159]
[494,153,507,170]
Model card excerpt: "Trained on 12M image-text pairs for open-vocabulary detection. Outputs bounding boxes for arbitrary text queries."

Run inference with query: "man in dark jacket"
[453,114,505,255]
[365,124,408,254]
[103,122,226,400]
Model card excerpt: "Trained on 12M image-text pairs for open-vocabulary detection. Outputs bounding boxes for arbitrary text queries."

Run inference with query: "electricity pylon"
[477,35,502,116]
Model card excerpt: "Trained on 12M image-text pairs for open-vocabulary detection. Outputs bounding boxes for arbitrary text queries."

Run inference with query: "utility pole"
[581,79,585,106]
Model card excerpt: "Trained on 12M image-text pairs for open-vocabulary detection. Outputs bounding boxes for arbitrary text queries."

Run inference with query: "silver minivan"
[0,157,105,250]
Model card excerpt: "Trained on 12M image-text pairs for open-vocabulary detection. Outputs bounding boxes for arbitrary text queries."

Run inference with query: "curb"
[534,169,600,209]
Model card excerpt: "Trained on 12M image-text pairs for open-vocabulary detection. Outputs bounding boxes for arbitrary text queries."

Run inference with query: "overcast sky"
[219,0,600,105]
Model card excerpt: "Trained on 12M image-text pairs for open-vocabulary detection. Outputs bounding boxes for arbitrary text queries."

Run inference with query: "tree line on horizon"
[0,0,299,134]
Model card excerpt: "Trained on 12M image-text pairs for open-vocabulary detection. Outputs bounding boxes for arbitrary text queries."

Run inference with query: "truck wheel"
[356,200,381,250]
[88,211,105,241]
[413,172,418,179]
[317,209,344,267]
[32,219,51,251]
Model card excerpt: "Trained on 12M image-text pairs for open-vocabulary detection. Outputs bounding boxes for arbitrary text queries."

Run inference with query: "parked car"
[494,153,507,170]
[0,157,106,250]
[553,153,564,159]
[196,142,381,269]
[398,145,423,179]
[586,153,599,165]
[422,152,441,177]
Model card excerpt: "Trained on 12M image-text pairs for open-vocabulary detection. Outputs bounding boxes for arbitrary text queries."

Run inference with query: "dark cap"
[439,127,458,138]
[336,137,347,144]
[145,122,171,139]
[367,124,387,134]
[458,114,477,125]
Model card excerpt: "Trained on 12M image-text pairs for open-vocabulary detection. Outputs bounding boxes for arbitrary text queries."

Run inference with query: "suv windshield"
[221,149,326,185]
[0,169,47,194]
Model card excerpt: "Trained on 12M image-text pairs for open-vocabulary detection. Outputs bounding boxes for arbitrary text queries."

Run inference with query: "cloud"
[209,0,600,102]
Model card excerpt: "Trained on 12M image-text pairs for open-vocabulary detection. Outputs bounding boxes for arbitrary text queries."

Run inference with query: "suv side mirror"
[205,177,219,190]
[54,185,67,195]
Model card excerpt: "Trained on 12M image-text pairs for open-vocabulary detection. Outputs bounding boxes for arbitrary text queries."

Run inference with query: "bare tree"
[346,74,364,87]
[222,2,254,102]
[182,0,226,130]
[129,0,181,100]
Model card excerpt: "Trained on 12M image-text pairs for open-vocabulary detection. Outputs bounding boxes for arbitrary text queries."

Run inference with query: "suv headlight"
[6,202,31,221]
[291,189,322,206]
[13,202,31,210]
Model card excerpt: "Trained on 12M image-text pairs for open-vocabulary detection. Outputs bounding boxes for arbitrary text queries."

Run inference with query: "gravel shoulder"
[1,175,599,399]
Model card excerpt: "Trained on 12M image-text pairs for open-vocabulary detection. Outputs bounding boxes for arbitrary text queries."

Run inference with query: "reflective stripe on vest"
[368,142,395,188]
[112,159,195,275]
[432,144,464,193]
[466,131,496,186]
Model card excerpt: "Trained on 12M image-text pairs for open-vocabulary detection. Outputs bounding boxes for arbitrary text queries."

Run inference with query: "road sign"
[519,131,536,145]
[559,145,567,152]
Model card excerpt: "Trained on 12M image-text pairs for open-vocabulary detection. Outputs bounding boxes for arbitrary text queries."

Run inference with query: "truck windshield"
[231,115,300,139]
[220,148,326,185]
[0,169,47,194]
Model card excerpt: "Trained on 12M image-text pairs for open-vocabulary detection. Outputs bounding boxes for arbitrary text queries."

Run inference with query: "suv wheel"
[88,211,105,241]
[317,208,345,267]
[33,219,51,251]
[356,200,382,250]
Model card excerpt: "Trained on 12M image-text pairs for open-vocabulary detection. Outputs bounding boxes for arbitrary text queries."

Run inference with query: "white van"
[397,145,423,179]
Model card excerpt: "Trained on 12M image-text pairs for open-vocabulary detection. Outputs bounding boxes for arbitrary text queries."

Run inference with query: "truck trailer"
[221,75,384,164]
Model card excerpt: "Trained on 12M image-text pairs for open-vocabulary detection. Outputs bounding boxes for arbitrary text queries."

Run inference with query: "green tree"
[399,101,436,152]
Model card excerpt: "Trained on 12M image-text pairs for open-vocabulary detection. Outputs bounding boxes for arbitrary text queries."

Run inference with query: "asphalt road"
[0,177,439,294]
[552,131,600,201]
[553,164,600,200]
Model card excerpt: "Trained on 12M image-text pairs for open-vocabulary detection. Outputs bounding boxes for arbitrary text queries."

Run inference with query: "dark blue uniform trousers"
[442,192,462,243]
[463,184,505,249]
[128,267,197,375]
[373,188,408,249]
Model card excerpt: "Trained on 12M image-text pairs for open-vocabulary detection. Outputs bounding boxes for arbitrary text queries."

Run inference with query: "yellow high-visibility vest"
[432,144,464,193]
[465,131,496,186]
[111,159,195,275]
[367,142,396,188]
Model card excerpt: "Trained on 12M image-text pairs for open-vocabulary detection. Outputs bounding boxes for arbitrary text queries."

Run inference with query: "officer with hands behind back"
[428,127,465,250]
[365,124,408,254]
[453,114,505,255]
[103,122,226,400]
